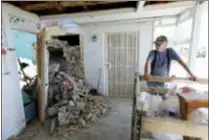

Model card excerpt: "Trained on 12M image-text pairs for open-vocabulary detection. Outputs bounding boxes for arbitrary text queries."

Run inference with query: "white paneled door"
[106,32,139,97]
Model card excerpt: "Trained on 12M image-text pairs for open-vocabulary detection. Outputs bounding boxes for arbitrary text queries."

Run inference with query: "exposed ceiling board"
[6,1,137,16]
[136,1,146,12]
[74,7,189,24]
[4,1,196,25]
[41,1,195,25]
[144,1,195,11]
[40,8,135,20]
[42,7,187,26]
[6,1,188,16]
[24,1,121,10]
[144,1,177,6]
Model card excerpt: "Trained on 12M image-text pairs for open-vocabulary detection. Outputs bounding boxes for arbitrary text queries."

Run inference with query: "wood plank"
[24,1,121,10]
[24,2,60,10]
[79,35,85,78]
[45,27,68,41]
[140,87,169,94]
[136,1,145,12]
[136,83,141,93]
[36,29,47,124]
[144,1,195,11]
[143,117,208,139]
[139,75,208,85]
[177,92,207,140]
[61,1,121,7]
[187,100,208,108]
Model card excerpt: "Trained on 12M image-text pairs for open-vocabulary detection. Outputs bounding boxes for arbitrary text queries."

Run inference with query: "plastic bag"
[166,82,178,96]
[139,92,162,116]
[148,95,162,116]
[189,108,208,124]
[151,132,182,140]
[138,92,150,112]
[158,97,180,117]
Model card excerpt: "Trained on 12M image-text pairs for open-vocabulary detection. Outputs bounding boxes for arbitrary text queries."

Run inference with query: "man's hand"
[144,59,152,80]
[177,59,197,81]
[143,73,150,80]
[189,74,197,81]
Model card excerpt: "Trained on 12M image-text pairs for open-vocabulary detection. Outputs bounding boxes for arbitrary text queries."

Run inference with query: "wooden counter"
[178,93,208,140]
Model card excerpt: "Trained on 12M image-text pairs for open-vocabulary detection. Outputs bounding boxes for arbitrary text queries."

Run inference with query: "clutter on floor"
[47,39,111,136]
[139,84,208,140]
[17,57,38,122]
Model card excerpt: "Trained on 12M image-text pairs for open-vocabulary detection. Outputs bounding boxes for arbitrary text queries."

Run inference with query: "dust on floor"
[17,97,132,140]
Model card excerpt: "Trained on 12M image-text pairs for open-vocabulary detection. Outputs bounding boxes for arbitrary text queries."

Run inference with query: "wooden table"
[177,92,208,140]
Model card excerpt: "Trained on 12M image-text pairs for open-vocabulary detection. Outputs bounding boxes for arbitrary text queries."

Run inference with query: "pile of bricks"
[47,39,110,135]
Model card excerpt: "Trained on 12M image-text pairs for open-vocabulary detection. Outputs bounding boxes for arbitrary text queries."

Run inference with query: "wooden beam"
[143,117,208,139]
[60,1,121,7]
[140,87,169,94]
[24,1,121,10]
[40,8,135,20]
[39,1,194,24]
[144,1,195,11]
[24,2,54,10]
[36,28,47,124]
[136,1,145,12]
[177,8,192,24]
[140,75,208,85]
[45,27,68,40]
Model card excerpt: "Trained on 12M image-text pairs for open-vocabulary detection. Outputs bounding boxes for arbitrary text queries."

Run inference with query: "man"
[144,35,197,89]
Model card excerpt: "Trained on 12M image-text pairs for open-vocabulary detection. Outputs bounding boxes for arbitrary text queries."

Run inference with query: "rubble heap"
[47,39,84,78]
[47,39,110,135]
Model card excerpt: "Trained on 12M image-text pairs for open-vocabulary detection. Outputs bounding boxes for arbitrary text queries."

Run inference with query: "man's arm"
[144,59,151,75]
[169,48,196,81]
[177,59,196,80]
[144,59,151,80]
[144,51,154,79]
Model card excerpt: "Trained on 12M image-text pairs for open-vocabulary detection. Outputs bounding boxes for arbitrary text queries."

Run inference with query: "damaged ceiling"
[6,1,176,16]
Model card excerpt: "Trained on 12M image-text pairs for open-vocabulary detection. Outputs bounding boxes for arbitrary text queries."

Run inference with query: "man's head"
[154,35,168,52]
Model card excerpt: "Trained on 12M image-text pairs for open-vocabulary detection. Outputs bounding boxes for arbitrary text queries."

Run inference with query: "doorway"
[11,29,38,122]
[105,32,139,97]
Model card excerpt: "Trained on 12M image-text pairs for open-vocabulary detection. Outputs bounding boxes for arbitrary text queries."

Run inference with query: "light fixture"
[92,34,97,42]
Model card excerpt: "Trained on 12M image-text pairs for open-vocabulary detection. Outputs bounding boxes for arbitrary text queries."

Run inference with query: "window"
[154,26,176,41]
[170,43,190,77]
[176,19,193,43]
[12,30,36,64]
[194,7,208,79]
[154,17,193,77]
[161,18,177,25]
[154,26,176,47]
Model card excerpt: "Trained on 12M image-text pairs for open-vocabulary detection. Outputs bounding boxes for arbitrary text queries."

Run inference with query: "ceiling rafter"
[136,1,145,12]
[23,1,122,11]
[5,1,191,16]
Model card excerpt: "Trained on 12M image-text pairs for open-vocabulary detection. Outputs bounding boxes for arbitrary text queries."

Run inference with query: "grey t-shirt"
[146,48,180,88]
[147,48,180,76]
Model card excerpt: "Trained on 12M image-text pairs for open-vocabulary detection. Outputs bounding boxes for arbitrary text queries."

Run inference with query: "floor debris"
[47,39,111,135]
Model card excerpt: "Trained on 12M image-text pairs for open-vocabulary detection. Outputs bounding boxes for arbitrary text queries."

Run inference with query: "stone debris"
[47,39,110,135]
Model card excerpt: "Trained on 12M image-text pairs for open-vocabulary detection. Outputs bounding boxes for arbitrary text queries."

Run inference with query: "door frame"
[37,27,69,123]
[37,27,85,123]
[104,31,140,96]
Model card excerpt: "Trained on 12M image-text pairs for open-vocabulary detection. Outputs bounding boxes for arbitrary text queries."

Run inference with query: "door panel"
[106,32,139,97]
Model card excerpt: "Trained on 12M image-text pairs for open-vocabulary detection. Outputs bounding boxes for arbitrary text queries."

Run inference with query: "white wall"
[2,13,26,140]
[71,21,153,95]
[2,3,40,140]
[41,1,195,24]
[2,54,26,140]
